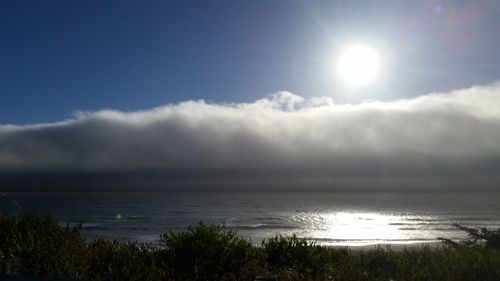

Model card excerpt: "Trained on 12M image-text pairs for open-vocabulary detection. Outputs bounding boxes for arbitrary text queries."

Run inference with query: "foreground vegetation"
[1,211,499,281]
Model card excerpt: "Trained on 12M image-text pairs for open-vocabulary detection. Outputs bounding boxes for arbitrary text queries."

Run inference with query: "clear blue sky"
[2,0,500,124]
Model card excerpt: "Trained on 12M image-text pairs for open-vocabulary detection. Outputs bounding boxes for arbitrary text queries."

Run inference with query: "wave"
[229,223,298,231]
[81,225,110,231]
[82,225,151,231]
[128,215,149,220]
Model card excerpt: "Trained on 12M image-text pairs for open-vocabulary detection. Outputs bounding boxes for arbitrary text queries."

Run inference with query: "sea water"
[1,189,499,246]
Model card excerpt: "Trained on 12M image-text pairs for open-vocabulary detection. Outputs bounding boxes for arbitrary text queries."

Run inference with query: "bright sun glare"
[337,45,380,87]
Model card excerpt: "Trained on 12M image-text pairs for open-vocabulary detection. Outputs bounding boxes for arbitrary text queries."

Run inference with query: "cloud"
[1,83,500,189]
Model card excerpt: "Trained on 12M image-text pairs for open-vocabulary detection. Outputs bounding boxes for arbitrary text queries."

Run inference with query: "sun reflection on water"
[292,211,440,246]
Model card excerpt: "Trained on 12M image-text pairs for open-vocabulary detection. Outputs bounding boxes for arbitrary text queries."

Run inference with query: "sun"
[337,45,380,87]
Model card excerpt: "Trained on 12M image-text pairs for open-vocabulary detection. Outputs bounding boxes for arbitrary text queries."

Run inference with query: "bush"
[160,222,256,281]
[262,234,335,276]
[0,211,89,279]
[87,239,165,281]
[357,246,398,280]
[455,224,500,249]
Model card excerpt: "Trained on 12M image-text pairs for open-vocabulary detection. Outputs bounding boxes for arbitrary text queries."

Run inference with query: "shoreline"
[81,232,446,252]
[334,241,443,251]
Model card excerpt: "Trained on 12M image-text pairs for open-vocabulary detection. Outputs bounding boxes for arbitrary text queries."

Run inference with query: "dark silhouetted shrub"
[262,234,334,275]
[0,211,89,279]
[160,222,255,281]
[455,224,500,249]
[87,239,165,281]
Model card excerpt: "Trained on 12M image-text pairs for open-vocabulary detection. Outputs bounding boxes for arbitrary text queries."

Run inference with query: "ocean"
[1,189,499,246]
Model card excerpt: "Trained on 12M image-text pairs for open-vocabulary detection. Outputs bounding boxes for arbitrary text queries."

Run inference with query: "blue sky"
[2,0,500,124]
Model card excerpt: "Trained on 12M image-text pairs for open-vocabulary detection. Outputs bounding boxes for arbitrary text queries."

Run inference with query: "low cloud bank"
[1,83,500,189]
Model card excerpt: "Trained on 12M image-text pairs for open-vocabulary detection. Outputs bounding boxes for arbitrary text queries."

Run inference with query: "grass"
[1,211,499,281]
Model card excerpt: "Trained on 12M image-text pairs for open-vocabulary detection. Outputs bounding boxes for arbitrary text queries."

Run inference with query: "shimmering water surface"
[1,189,499,246]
